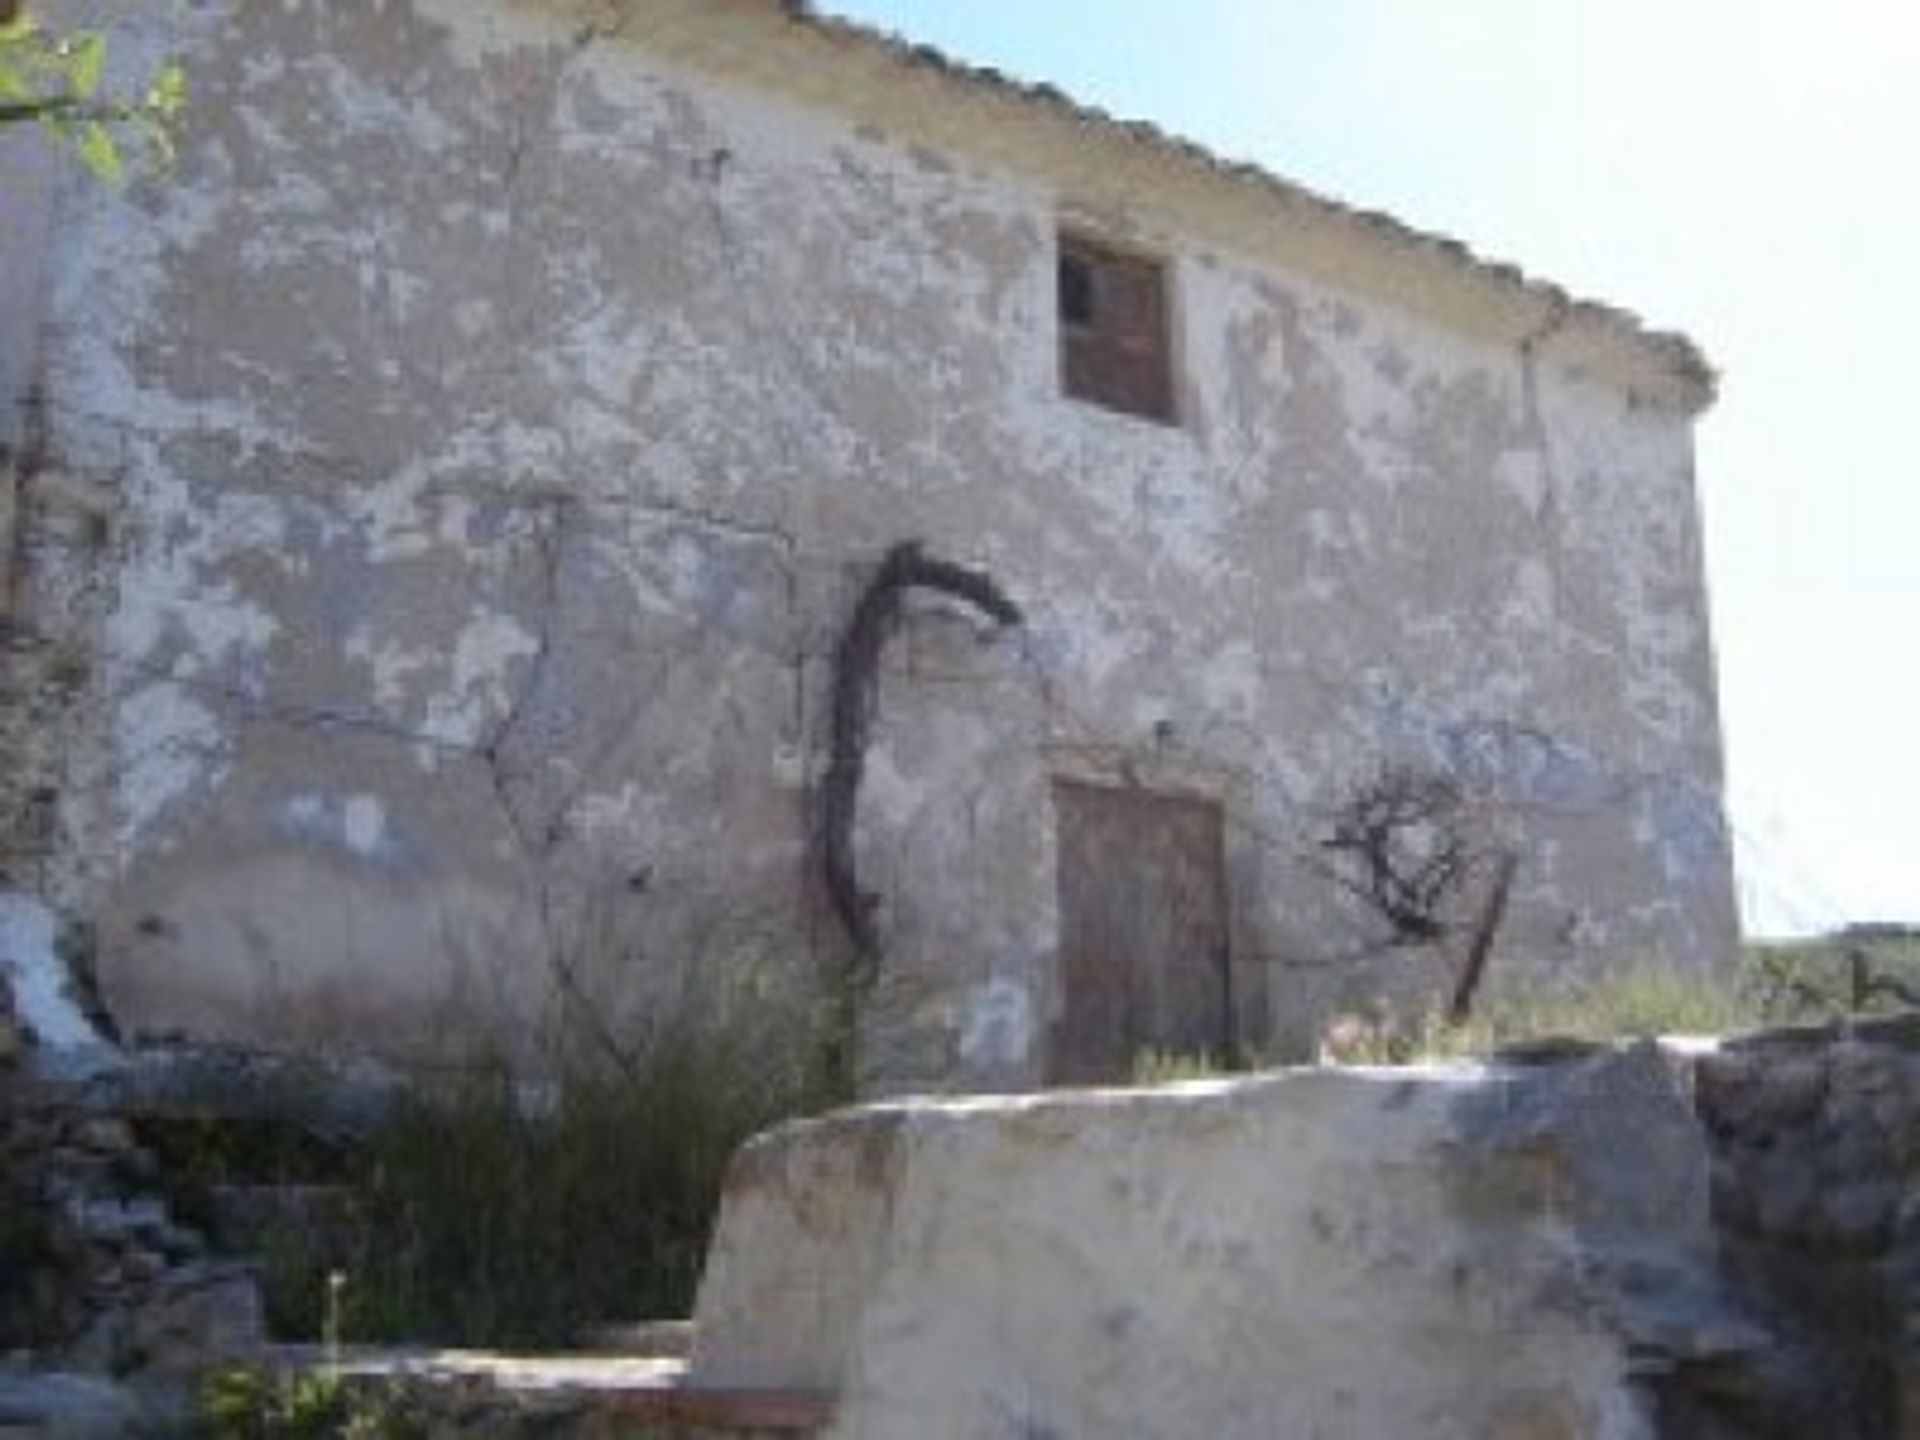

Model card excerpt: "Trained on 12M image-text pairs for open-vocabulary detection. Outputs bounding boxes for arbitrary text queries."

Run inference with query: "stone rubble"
[1,981,264,1434]
[1682,1013,1920,1437]
[0,1367,154,1438]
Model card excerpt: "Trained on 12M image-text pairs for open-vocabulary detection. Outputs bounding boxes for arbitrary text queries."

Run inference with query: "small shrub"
[196,1368,345,1440]
[1748,936,1920,1018]
[195,1367,425,1440]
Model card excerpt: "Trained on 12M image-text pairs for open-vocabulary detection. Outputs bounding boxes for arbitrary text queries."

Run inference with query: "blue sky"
[822,1,1920,938]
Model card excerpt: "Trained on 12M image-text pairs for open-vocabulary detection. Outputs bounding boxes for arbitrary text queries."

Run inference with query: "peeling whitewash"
[0,0,1736,1087]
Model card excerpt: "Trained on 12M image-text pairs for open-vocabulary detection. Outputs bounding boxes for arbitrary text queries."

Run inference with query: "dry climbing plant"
[1316,765,1471,946]
[821,539,1022,985]
[816,540,1021,1089]
[1313,763,1518,1023]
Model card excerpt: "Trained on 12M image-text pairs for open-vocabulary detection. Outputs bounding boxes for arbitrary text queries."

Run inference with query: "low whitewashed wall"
[691,1024,1920,1437]
[692,1048,1742,1438]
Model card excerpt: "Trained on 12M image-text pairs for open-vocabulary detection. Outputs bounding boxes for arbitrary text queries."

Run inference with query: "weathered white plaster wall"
[0,0,1736,1083]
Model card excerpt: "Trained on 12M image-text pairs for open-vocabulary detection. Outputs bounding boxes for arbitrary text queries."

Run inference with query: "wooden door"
[1051,779,1231,1083]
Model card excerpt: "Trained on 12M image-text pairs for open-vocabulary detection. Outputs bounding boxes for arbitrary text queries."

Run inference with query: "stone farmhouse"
[0,1,1736,1090]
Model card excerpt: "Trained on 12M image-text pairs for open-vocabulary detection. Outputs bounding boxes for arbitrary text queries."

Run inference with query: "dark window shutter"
[1057,236,1174,424]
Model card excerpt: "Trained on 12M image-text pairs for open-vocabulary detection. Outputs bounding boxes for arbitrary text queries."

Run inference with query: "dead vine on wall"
[1313,763,1521,1023]
[822,540,1022,987]
[1317,765,1469,946]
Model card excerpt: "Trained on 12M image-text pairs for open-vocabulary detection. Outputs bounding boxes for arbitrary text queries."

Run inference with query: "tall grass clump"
[1431,958,1767,1056]
[1316,939,1920,1068]
[339,963,844,1347]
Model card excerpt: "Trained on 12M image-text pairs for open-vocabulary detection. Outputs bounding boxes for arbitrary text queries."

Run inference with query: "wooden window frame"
[1056,231,1177,425]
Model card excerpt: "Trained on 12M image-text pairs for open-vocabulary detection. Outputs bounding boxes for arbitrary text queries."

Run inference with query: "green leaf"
[66,31,104,99]
[146,61,185,120]
[75,120,121,182]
